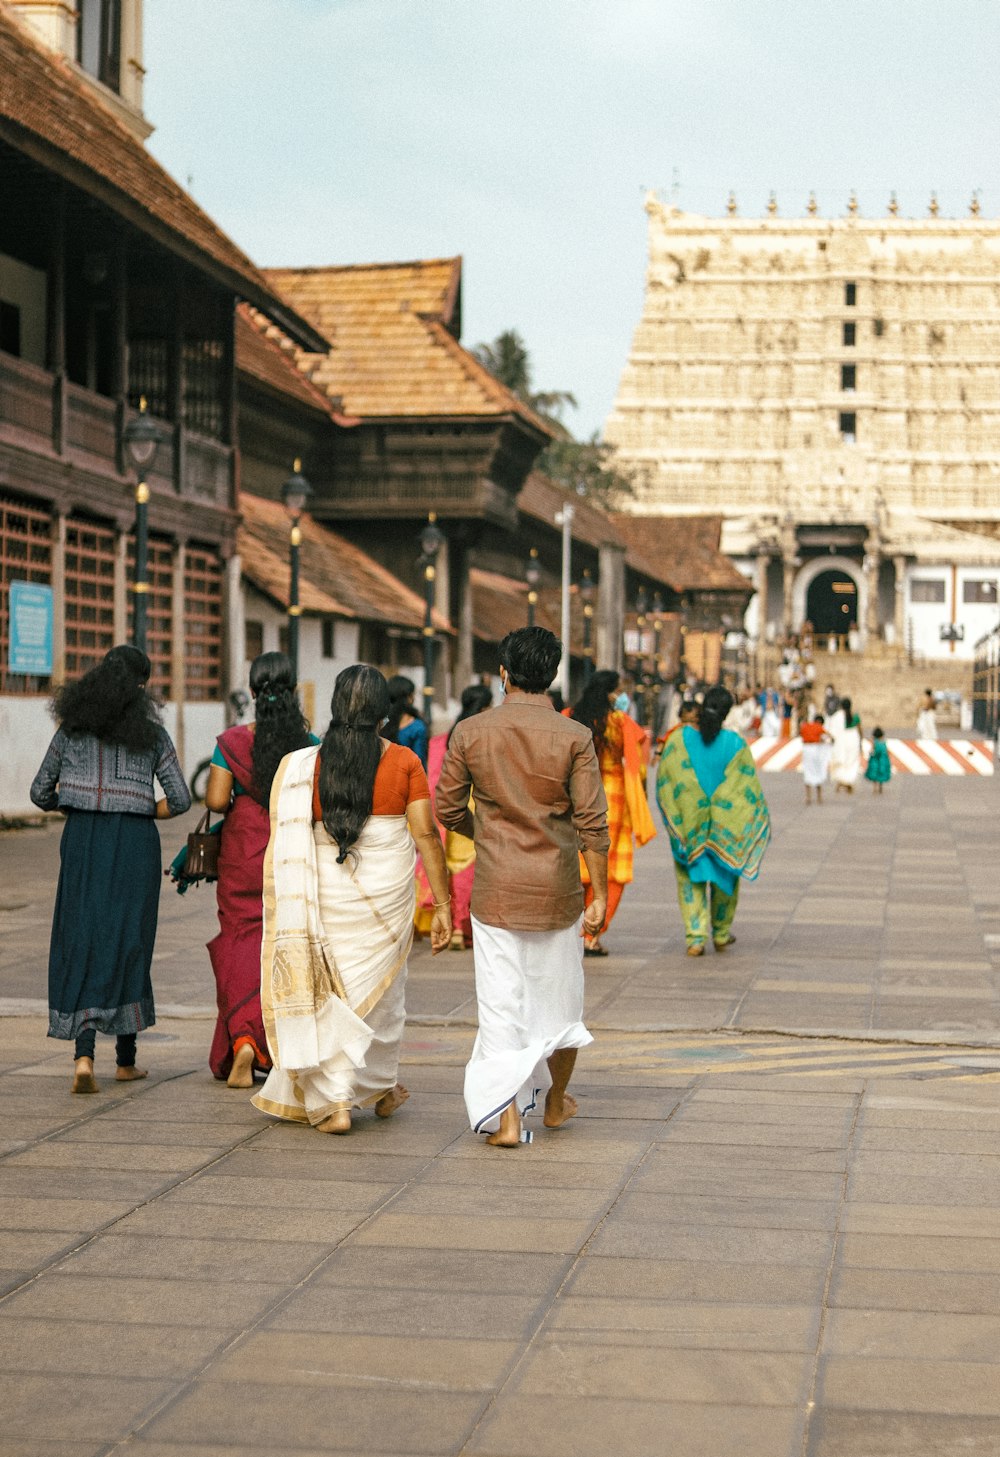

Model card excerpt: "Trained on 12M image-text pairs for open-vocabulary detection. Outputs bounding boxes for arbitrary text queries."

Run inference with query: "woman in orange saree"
[570,670,656,956]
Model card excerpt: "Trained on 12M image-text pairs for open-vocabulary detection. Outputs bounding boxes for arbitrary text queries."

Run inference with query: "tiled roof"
[259,260,552,434]
[611,514,754,594]
[470,568,593,655]
[518,473,623,552]
[0,5,326,352]
[239,493,450,631]
[236,306,357,424]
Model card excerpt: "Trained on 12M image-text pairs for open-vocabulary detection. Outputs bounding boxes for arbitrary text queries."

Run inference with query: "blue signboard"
[9,581,53,676]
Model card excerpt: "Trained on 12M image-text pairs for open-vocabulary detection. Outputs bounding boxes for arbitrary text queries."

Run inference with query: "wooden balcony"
[0,350,234,510]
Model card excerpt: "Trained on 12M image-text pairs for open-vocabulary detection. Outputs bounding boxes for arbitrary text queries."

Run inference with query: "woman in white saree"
[252,665,451,1134]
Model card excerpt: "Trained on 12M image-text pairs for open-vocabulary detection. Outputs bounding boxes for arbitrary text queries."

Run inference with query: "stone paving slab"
[2,774,1000,1452]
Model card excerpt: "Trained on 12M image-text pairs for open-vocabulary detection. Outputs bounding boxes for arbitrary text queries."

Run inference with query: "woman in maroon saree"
[205,652,315,1086]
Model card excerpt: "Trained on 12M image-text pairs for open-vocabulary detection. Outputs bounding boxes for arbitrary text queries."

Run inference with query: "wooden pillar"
[47,181,66,455]
[111,232,128,475]
[222,549,244,703]
[221,300,239,509]
[113,527,128,643]
[51,510,67,686]
[171,540,187,768]
[170,264,185,493]
[596,541,626,673]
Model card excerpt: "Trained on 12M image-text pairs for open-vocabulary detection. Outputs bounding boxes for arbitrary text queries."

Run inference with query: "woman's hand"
[430,905,452,955]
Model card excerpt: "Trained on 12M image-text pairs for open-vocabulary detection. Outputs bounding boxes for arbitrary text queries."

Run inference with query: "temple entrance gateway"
[806,570,858,635]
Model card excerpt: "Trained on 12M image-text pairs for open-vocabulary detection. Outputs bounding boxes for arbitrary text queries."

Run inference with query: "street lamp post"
[122,396,163,654]
[525,548,540,628]
[580,568,596,683]
[419,514,445,724]
[281,459,313,683]
[555,503,575,702]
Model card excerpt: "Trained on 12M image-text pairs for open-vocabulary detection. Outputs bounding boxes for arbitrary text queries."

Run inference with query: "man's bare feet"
[227,1042,255,1088]
[486,1100,522,1147]
[375,1083,410,1119]
[543,1091,578,1128]
[115,1066,148,1082]
[316,1109,351,1134]
[72,1057,98,1094]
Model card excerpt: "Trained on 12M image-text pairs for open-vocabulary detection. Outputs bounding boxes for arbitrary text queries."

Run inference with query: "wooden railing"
[0,351,233,509]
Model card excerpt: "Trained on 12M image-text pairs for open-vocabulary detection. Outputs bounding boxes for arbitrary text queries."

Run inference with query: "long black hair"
[318,664,391,864]
[447,683,493,745]
[699,685,734,746]
[53,644,160,752]
[571,669,620,751]
[249,651,312,805]
[382,674,422,744]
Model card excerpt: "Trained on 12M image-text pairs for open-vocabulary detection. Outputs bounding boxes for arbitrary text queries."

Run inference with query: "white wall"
[0,697,58,816]
[242,586,361,735]
[905,565,1000,660]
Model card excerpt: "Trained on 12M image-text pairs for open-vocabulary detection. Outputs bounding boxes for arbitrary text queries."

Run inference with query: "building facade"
[606,194,1000,660]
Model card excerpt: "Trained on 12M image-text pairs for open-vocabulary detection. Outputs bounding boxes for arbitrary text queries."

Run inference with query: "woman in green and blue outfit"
[656,685,770,957]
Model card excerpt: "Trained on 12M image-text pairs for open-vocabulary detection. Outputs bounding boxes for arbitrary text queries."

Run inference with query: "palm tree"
[473,329,577,428]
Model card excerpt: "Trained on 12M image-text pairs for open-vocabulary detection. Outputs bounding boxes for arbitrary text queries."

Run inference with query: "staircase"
[753,643,972,732]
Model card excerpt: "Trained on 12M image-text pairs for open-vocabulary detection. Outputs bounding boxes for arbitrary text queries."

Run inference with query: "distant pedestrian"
[656,685,771,957]
[436,628,609,1147]
[829,697,863,794]
[384,675,429,767]
[800,714,832,806]
[865,728,892,794]
[823,683,840,718]
[917,689,938,740]
[570,670,656,957]
[201,652,317,1087]
[29,645,191,1094]
[415,682,493,950]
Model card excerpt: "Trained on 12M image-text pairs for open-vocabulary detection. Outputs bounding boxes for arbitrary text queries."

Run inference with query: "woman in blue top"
[656,685,770,957]
[384,674,429,767]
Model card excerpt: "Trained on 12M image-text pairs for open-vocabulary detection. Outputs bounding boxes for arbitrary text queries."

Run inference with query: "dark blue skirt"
[47,811,160,1041]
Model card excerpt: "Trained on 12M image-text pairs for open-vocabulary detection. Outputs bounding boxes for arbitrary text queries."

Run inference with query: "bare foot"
[448,930,466,951]
[72,1058,98,1095]
[486,1101,522,1147]
[686,943,706,957]
[375,1083,410,1119]
[226,1042,255,1089]
[543,1091,578,1128]
[115,1065,148,1082]
[316,1109,351,1134]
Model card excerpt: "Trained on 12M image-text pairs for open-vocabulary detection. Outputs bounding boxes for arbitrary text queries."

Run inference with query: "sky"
[145,0,1000,439]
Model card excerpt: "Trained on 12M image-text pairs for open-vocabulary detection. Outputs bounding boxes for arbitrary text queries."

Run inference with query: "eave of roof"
[0,5,328,353]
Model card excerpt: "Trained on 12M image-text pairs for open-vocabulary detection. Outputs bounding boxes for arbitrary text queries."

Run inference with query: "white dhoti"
[800,741,831,788]
[464,914,593,1137]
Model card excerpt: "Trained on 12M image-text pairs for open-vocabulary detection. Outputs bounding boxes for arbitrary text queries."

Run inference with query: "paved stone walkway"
[1,772,999,1455]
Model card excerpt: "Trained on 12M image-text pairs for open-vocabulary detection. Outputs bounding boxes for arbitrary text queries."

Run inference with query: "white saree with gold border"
[251,745,415,1125]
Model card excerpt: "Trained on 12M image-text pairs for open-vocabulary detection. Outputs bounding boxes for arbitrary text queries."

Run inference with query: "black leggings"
[73,1030,137,1066]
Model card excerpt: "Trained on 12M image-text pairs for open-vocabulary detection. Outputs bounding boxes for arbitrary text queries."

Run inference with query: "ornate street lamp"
[525,547,541,628]
[651,590,665,678]
[281,458,313,682]
[419,513,445,722]
[580,568,596,682]
[122,396,164,654]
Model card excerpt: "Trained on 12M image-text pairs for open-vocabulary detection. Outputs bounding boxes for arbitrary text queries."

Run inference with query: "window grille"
[127,337,170,419]
[65,516,117,678]
[0,492,53,692]
[184,545,223,700]
[183,338,225,438]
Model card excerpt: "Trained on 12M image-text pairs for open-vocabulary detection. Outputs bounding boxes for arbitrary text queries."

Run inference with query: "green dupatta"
[655,732,771,882]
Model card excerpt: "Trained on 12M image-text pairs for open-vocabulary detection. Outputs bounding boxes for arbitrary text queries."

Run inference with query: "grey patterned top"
[30,726,192,817]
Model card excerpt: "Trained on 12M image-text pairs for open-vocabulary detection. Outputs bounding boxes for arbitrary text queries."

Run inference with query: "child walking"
[865,727,892,794]
[800,714,832,806]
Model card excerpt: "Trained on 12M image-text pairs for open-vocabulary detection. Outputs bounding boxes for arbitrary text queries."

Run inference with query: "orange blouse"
[312,741,430,822]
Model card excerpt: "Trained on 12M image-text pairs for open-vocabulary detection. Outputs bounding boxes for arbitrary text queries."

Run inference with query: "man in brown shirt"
[437,627,609,1147]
